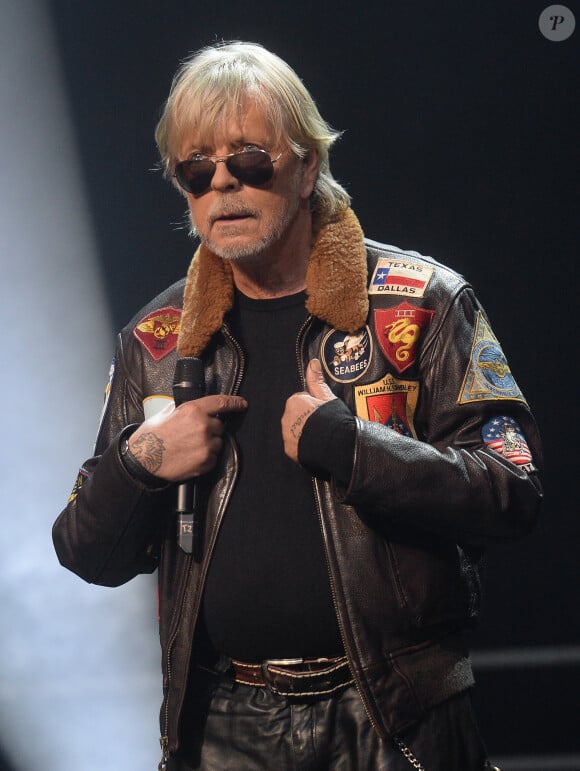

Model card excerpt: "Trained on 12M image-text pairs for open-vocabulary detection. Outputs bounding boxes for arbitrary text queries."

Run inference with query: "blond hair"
[155,41,350,223]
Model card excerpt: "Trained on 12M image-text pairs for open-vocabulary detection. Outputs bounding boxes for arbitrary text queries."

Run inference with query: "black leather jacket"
[53,212,542,757]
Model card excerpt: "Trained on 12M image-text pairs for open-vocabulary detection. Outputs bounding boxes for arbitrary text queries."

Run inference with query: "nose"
[210,157,241,192]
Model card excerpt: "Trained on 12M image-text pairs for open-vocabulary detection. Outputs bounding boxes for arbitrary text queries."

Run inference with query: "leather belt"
[230,656,354,697]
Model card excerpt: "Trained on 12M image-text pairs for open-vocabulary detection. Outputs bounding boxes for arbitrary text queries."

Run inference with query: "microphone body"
[172,357,205,559]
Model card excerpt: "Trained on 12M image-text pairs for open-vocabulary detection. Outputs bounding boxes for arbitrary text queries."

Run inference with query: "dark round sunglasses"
[174,148,283,195]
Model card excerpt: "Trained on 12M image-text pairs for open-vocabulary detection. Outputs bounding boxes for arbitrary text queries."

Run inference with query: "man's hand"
[282,358,336,462]
[127,394,247,481]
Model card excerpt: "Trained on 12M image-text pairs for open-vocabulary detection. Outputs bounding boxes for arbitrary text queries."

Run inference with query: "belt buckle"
[262,658,307,694]
[262,658,303,688]
[264,658,304,667]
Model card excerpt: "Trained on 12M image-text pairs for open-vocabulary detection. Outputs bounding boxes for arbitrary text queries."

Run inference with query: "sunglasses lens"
[227,150,274,186]
[175,159,215,195]
[175,150,276,194]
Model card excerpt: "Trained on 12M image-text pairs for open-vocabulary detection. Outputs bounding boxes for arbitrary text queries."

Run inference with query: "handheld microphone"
[172,357,205,560]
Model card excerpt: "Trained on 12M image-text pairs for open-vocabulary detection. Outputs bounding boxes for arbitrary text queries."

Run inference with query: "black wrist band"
[119,432,168,489]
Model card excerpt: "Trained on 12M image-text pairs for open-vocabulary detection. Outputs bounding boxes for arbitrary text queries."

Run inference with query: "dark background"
[46,0,579,765]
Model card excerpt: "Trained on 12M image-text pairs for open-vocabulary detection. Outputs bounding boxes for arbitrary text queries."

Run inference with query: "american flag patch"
[482,416,533,467]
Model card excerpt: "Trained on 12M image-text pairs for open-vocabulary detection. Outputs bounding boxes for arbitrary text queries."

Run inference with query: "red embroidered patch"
[134,306,181,361]
[374,302,434,373]
[368,393,414,435]
[354,374,419,438]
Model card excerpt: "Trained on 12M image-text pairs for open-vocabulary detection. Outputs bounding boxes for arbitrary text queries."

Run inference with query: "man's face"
[180,102,317,264]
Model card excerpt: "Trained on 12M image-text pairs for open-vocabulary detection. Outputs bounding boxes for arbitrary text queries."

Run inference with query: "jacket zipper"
[295,317,383,738]
[158,550,192,770]
[222,323,246,397]
[157,735,169,771]
[158,328,245,768]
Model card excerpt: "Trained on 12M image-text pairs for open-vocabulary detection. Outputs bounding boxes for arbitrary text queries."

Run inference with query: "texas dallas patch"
[321,327,372,383]
[369,257,434,298]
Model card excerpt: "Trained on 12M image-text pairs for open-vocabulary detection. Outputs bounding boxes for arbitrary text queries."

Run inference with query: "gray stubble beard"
[187,166,304,264]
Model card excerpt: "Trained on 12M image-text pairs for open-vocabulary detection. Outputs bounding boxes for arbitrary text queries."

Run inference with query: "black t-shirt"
[201,290,343,661]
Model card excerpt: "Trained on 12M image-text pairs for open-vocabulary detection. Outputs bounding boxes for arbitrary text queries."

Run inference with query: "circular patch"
[321,326,373,383]
[473,340,518,397]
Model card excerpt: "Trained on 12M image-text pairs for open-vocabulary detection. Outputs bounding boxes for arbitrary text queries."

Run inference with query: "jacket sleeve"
[52,333,172,586]
[337,287,543,546]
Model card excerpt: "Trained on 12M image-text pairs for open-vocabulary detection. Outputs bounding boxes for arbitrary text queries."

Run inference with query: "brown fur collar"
[177,207,368,357]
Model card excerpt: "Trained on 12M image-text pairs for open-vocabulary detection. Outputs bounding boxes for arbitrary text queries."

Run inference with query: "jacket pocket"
[385,536,481,628]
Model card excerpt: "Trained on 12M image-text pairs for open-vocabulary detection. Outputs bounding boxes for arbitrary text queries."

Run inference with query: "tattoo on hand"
[130,432,165,473]
[289,408,315,439]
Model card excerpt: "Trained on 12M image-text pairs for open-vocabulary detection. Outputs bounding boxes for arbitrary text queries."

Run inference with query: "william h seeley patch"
[369,257,434,298]
[458,312,526,404]
[354,374,419,438]
[321,326,372,383]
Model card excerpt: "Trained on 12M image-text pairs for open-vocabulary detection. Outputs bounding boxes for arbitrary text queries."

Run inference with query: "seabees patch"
[321,326,372,383]
[458,312,525,404]
[134,306,181,361]
[354,374,419,437]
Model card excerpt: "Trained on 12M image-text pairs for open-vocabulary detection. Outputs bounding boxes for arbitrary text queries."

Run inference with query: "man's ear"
[300,149,320,200]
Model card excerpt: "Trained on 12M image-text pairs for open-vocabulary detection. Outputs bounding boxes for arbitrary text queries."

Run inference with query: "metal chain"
[393,737,426,770]
[394,738,501,771]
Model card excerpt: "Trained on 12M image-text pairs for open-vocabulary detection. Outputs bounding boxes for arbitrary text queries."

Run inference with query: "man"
[53,42,542,770]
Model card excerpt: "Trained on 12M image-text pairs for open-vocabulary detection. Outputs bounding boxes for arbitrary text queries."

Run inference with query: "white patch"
[143,395,174,420]
[369,258,434,298]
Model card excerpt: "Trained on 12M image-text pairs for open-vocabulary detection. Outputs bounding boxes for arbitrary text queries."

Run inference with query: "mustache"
[207,199,260,224]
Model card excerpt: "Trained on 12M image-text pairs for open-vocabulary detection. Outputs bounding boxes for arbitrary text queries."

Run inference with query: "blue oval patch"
[473,340,519,396]
[321,326,373,383]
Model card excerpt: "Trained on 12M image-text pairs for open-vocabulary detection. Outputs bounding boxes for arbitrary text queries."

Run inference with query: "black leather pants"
[170,668,491,771]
